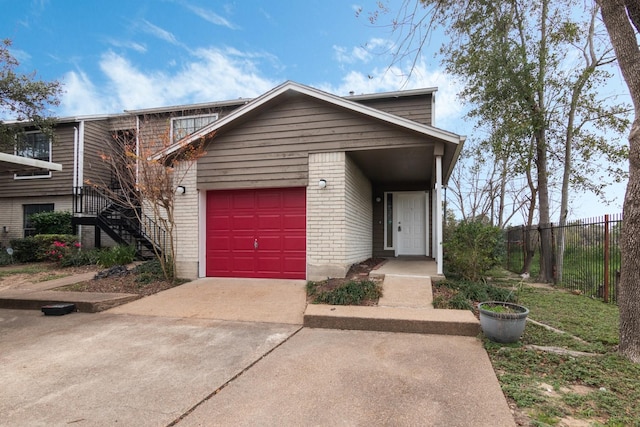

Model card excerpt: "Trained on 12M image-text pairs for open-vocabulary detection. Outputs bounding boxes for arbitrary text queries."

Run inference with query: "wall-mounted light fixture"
[375,197,382,203]
[176,185,186,195]
[318,179,327,189]
[2,226,8,233]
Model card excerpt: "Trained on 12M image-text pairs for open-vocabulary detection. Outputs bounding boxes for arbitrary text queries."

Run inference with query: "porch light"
[176,185,186,195]
[318,179,327,189]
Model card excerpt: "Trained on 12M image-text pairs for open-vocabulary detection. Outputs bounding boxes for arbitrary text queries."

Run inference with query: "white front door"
[396,192,426,256]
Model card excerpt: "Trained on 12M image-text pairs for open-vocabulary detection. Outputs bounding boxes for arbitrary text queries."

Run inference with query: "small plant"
[307,279,382,305]
[132,259,166,284]
[97,245,137,268]
[46,240,82,264]
[444,219,505,281]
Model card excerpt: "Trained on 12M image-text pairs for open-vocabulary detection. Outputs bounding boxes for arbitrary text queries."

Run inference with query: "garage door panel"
[209,215,231,230]
[231,193,256,209]
[208,236,230,250]
[283,236,305,250]
[231,215,255,230]
[283,214,306,229]
[257,215,282,230]
[206,188,306,279]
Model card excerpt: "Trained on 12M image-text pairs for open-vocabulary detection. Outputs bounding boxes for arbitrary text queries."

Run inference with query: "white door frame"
[392,191,428,257]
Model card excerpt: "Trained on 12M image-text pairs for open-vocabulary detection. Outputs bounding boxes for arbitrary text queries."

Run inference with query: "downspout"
[73,126,79,190]
[78,121,85,189]
[435,155,443,275]
[135,116,140,185]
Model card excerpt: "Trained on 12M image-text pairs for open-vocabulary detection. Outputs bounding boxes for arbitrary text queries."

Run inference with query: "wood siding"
[197,95,436,189]
[82,120,114,186]
[355,94,432,126]
[0,123,75,198]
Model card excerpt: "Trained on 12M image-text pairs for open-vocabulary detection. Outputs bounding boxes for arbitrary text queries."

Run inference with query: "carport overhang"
[0,152,62,173]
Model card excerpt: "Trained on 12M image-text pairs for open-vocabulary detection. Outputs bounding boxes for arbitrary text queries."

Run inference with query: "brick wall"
[307,152,372,280]
[173,163,199,279]
[0,196,72,248]
[345,155,373,264]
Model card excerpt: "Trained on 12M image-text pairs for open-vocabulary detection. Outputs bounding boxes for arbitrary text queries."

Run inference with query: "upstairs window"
[171,113,218,143]
[14,131,52,179]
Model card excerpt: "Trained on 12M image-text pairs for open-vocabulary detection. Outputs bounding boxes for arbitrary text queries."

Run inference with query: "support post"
[435,155,443,275]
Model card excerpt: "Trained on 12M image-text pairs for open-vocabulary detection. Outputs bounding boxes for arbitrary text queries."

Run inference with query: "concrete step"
[303,304,480,337]
[0,290,140,313]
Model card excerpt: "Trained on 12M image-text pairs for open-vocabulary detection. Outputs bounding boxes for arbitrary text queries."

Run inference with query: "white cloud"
[59,70,115,116]
[333,38,394,64]
[106,38,147,53]
[185,4,238,29]
[318,60,465,131]
[57,48,278,115]
[140,19,180,46]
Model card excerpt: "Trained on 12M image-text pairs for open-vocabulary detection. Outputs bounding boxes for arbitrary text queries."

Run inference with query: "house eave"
[0,152,62,172]
[152,81,463,161]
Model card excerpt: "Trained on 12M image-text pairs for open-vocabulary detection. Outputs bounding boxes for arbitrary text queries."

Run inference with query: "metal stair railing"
[73,186,167,259]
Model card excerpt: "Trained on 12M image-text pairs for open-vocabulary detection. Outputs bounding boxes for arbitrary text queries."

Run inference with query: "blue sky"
[0,0,629,219]
[1,0,460,127]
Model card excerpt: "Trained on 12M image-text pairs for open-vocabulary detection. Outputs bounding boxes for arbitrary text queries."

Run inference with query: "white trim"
[1,152,61,172]
[435,155,444,275]
[198,189,207,278]
[153,81,463,160]
[170,112,219,143]
[396,192,427,256]
[425,192,430,257]
[78,121,85,188]
[73,126,79,188]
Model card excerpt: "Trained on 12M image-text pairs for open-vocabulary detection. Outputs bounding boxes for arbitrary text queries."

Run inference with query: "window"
[171,113,218,143]
[14,131,52,179]
[23,204,54,237]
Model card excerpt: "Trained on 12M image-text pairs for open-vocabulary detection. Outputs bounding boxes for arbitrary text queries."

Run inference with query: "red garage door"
[206,188,306,279]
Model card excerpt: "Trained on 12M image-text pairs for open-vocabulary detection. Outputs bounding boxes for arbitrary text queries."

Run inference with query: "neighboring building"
[0,81,464,280]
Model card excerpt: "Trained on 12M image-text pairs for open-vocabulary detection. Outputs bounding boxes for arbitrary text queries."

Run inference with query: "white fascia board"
[153,81,464,160]
[0,152,63,171]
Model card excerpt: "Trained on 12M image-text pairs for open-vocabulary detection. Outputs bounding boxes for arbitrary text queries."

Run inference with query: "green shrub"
[433,279,515,310]
[444,219,505,281]
[132,259,165,283]
[30,211,72,235]
[60,248,101,267]
[307,280,382,305]
[0,249,13,266]
[97,245,137,268]
[9,237,41,262]
[34,234,79,261]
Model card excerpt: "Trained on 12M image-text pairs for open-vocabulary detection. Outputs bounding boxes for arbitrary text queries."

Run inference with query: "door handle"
[254,239,259,249]
[398,225,402,232]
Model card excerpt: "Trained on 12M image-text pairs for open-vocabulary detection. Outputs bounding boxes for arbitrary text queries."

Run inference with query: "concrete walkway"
[305,258,480,336]
[0,269,140,312]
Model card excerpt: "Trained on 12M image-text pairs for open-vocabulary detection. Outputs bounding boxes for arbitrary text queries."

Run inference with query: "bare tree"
[88,117,205,281]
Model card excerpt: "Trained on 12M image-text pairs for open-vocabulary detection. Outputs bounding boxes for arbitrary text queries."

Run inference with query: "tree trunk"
[598,0,640,363]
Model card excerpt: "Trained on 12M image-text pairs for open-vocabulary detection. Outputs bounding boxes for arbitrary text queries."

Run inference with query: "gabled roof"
[153,81,464,160]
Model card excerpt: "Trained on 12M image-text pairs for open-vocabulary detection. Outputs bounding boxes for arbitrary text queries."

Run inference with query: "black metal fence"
[505,213,622,303]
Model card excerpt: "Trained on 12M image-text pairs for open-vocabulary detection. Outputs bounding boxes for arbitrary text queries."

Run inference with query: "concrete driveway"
[0,309,300,426]
[0,275,514,426]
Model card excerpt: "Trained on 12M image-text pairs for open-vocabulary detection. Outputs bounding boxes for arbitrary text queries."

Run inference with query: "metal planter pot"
[478,301,529,343]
